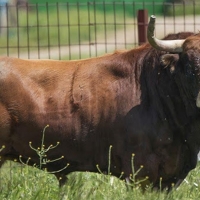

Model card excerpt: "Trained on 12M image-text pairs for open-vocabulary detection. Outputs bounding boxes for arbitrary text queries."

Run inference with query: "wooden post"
[137,10,148,45]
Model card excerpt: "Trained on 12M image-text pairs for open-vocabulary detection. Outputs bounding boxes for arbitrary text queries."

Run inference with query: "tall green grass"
[0,161,200,200]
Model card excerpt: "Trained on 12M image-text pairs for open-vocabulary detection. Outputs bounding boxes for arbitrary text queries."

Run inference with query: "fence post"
[137,9,148,45]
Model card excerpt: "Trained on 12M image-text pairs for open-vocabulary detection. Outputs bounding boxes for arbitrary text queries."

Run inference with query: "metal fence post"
[137,9,148,45]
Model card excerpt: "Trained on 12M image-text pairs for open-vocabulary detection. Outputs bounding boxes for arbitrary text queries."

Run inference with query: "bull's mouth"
[196,92,200,108]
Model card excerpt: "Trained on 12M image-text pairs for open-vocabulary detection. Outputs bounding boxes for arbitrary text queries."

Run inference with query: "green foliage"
[28,0,165,16]
[0,161,200,199]
[29,0,166,4]
[164,0,200,16]
[0,162,59,200]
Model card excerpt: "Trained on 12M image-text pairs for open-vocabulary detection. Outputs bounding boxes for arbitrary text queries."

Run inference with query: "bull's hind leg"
[0,103,12,168]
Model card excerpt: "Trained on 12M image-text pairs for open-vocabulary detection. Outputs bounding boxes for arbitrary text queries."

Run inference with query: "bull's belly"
[1,121,120,172]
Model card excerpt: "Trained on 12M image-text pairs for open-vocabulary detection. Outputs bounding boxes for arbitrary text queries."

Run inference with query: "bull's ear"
[160,54,179,73]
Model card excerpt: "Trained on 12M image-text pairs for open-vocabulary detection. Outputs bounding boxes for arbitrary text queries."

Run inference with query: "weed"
[19,125,69,174]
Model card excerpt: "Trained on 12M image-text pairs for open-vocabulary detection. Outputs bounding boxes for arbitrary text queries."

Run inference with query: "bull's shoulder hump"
[94,50,134,78]
[0,57,79,73]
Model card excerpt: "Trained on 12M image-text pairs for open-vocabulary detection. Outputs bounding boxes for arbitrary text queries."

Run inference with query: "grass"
[0,161,200,200]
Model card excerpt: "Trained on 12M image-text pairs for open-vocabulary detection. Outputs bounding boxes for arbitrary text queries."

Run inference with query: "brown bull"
[0,15,200,190]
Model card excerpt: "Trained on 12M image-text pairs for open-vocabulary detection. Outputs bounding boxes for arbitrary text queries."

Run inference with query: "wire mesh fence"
[0,1,200,60]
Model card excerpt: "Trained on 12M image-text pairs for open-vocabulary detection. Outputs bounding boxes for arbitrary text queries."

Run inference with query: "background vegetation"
[1,2,138,58]
[28,0,165,16]
[28,0,200,16]
[2,1,200,58]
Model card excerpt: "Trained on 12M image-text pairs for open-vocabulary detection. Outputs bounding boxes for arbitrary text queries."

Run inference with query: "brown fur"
[0,31,200,190]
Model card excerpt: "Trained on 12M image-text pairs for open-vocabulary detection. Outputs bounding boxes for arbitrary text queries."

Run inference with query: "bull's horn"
[147,15,185,53]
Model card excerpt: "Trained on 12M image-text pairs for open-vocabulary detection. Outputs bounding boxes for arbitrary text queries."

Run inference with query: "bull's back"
[0,56,76,121]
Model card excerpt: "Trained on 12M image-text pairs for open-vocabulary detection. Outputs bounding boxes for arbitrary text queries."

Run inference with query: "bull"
[0,15,199,190]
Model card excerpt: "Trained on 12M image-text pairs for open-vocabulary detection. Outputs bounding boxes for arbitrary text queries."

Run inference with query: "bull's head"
[147,15,200,108]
